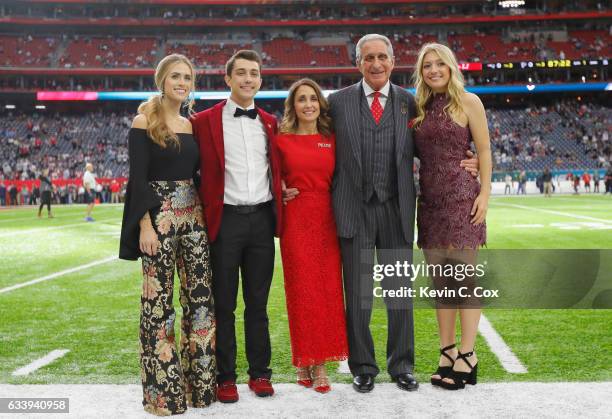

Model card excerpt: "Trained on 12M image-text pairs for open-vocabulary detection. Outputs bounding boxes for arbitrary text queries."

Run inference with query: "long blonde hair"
[280,78,332,137]
[412,43,465,128]
[137,54,196,148]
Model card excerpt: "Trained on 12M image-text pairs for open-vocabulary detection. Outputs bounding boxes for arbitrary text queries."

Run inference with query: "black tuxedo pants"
[211,204,275,382]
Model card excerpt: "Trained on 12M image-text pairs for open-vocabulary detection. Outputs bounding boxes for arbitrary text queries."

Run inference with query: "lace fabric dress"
[275,133,349,367]
[414,94,486,249]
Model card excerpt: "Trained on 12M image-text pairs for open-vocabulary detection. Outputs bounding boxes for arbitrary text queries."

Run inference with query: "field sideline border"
[0,383,610,418]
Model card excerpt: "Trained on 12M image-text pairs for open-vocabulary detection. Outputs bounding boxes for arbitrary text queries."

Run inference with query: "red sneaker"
[248,378,274,397]
[217,380,239,403]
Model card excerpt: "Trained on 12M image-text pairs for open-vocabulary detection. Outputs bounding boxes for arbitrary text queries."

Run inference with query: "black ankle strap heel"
[439,349,478,390]
[430,343,456,387]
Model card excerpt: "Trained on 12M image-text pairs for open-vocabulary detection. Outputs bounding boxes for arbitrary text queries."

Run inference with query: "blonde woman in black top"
[119,54,216,415]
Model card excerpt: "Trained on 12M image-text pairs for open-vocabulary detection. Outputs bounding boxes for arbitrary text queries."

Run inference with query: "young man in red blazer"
[190,50,282,403]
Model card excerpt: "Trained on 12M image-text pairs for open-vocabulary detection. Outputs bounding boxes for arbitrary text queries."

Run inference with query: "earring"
[182,93,191,108]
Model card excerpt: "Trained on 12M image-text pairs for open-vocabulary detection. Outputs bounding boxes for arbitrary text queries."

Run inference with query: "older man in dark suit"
[326,33,420,393]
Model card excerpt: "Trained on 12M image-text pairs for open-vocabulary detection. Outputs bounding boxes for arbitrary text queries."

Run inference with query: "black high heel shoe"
[439,349,478,390]
[430,343,456,387]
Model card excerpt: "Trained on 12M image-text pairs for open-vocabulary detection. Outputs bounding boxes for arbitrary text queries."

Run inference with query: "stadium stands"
[0,35,57,66]
[166,41,253,68]
[263,38,351,67]
[59,36,159,68]
[1,29,609,70]
[0,112,132,182]
[0,100,609,184]
[489,102,610,171]
[0,0,609,181]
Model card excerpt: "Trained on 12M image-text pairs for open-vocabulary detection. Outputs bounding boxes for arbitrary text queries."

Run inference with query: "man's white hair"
[355,34,394,64]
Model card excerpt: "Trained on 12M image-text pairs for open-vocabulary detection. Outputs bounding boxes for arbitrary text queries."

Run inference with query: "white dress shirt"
[82,170,96,191]
[362,80,390,110]
[222,98,273,205]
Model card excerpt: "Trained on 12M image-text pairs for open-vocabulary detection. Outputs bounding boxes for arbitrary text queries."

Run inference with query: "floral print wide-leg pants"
[140,180,216,416]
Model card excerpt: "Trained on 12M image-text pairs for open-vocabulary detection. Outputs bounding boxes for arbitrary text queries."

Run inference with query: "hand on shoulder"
[131,114,148,129]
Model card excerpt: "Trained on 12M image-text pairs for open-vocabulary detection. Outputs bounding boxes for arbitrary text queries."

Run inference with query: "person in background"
[504,173,512,194]
[593,171,600,193]
[573,173,580,195]
[83,163,96,221]
[110,179,121,203]
[605,168,612,194]
[582,172,591,193]
[543,168,553,197]
[38,169,54,218]
[21,185,30,206]
[517,170,527,195]
[0,182,5,206]
[9,185,18,206]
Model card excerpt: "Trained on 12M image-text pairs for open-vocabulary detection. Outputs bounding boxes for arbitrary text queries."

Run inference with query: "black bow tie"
[234,108,258,119]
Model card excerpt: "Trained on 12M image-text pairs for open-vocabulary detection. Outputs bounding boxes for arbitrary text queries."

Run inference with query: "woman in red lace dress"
[274,78,348,393]
[413,43,492,390]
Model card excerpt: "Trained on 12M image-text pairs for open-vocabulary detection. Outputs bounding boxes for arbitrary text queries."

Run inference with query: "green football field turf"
[0,194,610,385]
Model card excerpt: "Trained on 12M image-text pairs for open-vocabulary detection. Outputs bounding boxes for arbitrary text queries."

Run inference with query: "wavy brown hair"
[137,54,196,148]
[280,78,332,137]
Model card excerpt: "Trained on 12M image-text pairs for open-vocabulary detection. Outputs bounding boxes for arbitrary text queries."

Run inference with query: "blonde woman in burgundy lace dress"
[413,43,492,391]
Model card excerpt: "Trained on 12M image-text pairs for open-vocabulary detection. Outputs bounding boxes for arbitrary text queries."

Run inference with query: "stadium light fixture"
[35,105,46,110]
[498,0,525,7]
[5,105,16,109]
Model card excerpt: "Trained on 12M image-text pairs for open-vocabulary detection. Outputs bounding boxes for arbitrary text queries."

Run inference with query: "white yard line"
[0,216,48,224]
[548,196,611,204]
[0,213,94,223]
[1,383,610,418]
[0,256,118,294]
[0,218,115,238]
[478,314,527,374]
[490,202,612,224]
[12,350,70,376]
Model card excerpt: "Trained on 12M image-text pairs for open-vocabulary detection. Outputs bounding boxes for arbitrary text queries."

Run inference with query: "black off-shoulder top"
[119,128,199,260]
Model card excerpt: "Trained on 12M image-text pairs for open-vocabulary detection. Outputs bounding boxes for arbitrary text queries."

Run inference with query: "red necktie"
[371,91,383,124]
